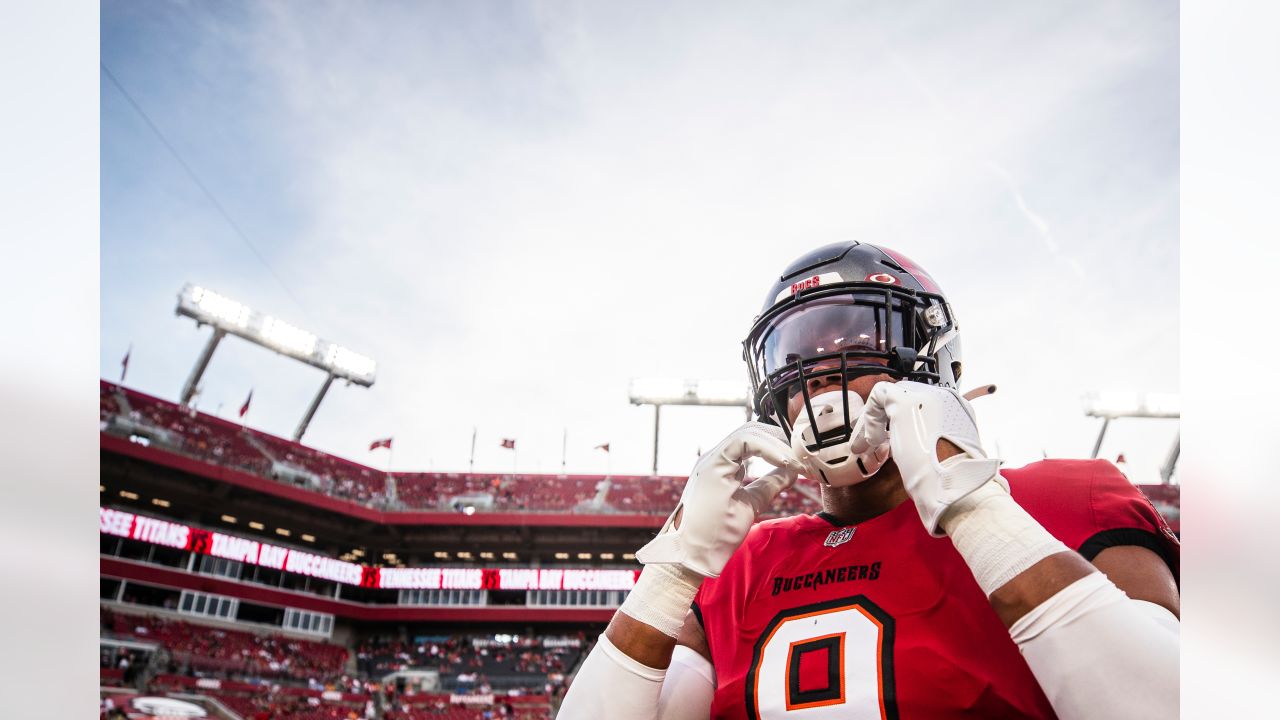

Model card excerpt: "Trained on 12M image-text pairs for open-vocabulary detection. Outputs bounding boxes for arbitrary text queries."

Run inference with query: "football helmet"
[742,242,961,487]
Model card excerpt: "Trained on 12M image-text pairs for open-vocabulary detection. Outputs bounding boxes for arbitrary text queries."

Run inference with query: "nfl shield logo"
[824,527,855,547]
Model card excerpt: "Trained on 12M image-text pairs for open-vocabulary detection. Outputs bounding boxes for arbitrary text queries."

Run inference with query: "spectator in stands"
[118,651,136,685]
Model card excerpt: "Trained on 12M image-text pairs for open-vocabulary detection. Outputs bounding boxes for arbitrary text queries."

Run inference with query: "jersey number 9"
[745,596,898,720]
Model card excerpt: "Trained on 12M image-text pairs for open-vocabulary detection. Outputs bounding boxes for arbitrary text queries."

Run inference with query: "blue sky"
[101,0,1178,481]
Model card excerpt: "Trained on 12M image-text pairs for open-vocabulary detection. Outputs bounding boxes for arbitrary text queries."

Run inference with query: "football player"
[559,242,1179,719]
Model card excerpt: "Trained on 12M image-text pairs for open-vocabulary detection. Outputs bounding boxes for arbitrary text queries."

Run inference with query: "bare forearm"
[606,610,680,669]
[988,551,1094,627]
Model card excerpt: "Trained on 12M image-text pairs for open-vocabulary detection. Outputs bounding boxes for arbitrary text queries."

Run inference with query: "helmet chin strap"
[789,389,890,488]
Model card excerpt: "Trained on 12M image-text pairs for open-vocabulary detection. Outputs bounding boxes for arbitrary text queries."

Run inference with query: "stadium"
[97,376,820,719]
[92,3,1184,719]
[98,372,1179,718]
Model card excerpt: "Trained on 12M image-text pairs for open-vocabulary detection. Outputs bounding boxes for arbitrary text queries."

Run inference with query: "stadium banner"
[377,566,639,591]
[101,508,639,590]
[101,508,364,586]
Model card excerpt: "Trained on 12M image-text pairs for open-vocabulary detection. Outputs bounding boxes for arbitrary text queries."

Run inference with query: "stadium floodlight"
[1082,392,1180,420]
[628,378,751,408]
[175,283,377,441]
[629,378,752,473]
[1080,392,1180,479]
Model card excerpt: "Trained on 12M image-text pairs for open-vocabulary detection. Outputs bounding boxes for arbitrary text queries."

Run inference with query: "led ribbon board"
[101,508,640,590]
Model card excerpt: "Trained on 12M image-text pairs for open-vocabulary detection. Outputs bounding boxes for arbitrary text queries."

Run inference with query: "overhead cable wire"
[101,62,311,321]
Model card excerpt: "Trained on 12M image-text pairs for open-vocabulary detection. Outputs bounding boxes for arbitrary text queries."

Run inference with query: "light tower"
[1081,391,1180,484]
[628,378,752,473]
[174,284,377,441]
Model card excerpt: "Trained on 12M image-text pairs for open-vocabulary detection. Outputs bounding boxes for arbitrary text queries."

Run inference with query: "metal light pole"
[180,328,226,406]
[1082,392,1180,483]
[629,379,752,474]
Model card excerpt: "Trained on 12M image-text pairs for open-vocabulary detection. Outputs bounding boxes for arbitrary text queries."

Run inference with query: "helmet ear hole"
[951,361,962,382]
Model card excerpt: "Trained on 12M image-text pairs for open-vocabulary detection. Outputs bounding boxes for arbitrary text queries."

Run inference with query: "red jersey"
[692,459,1178,720]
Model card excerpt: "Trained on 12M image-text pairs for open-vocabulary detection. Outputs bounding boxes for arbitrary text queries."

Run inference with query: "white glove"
[636,422,799,578]
[850,381,1005,536]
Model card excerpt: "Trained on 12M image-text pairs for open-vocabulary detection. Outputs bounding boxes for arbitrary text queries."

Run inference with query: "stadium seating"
[102,607,349,683]
[603,475,684,512]
[147,675,374,720]
[394,473,608,512]
[107,382,273,477]
[100,380,1172,524]
[356,634,583,694]
[248,428,388,503]
[385,693,551,720]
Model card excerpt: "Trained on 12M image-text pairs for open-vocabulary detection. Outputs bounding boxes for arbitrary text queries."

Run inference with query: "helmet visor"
[758,297,906,378]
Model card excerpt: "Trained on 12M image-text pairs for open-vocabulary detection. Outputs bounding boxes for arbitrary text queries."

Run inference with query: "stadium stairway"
[242,431,279,464]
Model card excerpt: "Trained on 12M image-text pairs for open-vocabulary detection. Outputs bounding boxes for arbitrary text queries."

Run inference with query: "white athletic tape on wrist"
[940,474,1069,596]
[619,564,703,639]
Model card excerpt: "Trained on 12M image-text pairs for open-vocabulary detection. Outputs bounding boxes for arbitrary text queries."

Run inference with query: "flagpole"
[561,427,567,473]
[387,441,395,503]
[469,427,477,473]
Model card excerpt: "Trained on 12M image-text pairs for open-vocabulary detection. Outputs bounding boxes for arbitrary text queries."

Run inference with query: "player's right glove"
[622,422,798,639]
[636,421,799,577]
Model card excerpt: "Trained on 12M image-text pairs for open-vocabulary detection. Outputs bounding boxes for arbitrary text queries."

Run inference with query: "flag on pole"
[239,390,253,418]
[500,438,516,450]
[594,442,610,453]
[120,345,131,383]
[370,437,393,451]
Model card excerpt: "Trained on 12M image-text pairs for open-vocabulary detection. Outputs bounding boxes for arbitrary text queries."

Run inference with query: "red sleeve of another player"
[1010,459,1180,583]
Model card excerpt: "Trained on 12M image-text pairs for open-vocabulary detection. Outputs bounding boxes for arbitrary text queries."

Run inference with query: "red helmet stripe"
[878,247,941,294]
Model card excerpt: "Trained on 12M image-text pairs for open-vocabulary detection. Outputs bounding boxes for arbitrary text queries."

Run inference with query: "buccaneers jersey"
[691,459,1179,720]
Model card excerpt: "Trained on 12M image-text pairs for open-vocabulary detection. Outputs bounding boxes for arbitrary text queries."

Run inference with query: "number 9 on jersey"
[746,596,898,720]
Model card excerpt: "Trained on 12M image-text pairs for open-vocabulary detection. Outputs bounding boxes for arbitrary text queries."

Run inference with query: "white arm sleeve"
[558,634,664,720]
[657,645,716,720]
[1010,572,1179,720]
[557,635,715,720]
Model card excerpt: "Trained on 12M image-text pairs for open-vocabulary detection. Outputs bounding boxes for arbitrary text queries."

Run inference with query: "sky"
[100,0,1178,483]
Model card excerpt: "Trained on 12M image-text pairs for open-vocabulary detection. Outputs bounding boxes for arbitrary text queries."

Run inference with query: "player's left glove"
[850,380,1005,536]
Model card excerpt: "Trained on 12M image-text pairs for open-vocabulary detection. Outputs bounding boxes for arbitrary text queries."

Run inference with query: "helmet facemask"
[744,284,958,487]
